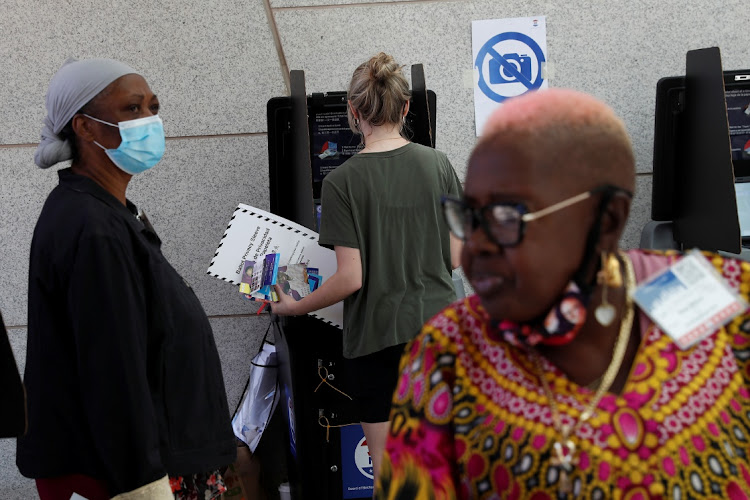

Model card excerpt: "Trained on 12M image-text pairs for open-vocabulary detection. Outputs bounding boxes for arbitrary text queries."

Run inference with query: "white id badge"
[632,250,747,350]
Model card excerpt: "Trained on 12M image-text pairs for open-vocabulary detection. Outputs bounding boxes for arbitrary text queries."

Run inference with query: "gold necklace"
[364,136,403,146]
[531,251,636,495]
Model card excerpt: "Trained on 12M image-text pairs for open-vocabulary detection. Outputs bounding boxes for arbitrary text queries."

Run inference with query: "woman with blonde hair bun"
[273,52,463,479]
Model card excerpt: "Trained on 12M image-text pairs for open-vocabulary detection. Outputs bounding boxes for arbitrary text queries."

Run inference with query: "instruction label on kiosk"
[311,111,360,182]
[726,87,750,160]
[632,251,746,350]
[207,204,343,329]
[472,16,548,136]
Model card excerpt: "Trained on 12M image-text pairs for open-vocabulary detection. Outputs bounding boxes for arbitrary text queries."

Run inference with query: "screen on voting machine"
[735,182,750,237]
[727,86,750,162]
[728,75,750,240]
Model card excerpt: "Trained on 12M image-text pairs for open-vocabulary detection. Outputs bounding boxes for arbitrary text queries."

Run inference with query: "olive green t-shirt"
[319,142,462,358]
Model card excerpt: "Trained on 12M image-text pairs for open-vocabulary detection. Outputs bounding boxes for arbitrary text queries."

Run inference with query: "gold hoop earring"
[595,251,621,326]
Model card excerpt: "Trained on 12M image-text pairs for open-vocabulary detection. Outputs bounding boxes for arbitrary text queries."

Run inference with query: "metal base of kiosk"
[273,315,370,500]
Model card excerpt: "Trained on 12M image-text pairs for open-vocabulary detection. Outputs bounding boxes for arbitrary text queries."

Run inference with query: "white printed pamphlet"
[207,204,343,329]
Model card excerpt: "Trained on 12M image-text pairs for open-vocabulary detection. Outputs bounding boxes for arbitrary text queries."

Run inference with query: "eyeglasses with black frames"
[441,184,633,248]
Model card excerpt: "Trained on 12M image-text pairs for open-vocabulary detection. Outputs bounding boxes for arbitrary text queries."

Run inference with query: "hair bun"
[347,52,410,130]
[369,52,399,83]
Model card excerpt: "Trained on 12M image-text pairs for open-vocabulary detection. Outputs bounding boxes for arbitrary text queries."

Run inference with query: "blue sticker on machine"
[340,425,374,499]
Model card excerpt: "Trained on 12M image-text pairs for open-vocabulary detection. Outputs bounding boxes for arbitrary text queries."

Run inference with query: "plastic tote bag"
[232,328,279,452]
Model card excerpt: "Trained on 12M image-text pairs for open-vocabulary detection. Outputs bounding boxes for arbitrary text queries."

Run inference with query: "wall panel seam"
[272,0,469,12]
[263,0,292,93]
[4,313,267,330]
[0,132,269,149]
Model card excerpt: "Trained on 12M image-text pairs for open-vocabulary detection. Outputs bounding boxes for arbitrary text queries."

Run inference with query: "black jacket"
[17,169,235,495]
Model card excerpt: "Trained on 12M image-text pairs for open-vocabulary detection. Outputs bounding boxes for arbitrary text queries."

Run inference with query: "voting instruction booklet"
[207,204,343,329]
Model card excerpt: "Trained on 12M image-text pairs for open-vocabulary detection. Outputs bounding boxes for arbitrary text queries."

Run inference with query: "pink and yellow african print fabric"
[376,250,750,499]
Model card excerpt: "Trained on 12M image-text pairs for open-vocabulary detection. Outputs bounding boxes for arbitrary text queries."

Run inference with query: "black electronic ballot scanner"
[266,66,437,500]
[643,47,750,258]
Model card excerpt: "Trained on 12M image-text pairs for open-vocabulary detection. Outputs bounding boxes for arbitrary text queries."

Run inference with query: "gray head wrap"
[34,58,139,169]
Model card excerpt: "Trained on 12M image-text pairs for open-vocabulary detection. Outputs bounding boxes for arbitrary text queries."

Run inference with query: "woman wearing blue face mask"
[18,58,235,500]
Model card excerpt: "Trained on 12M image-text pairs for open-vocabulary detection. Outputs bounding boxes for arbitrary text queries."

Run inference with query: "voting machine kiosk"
[266,67,437,500]
[642,47,750,257]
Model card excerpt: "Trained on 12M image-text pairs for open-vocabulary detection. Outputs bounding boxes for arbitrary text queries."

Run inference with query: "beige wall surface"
[1,0,748,496]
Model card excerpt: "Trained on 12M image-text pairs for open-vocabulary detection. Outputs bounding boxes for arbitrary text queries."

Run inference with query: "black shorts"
[343,343,407,423]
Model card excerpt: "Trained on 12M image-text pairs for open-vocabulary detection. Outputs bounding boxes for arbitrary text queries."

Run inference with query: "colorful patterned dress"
[376,250,750,499]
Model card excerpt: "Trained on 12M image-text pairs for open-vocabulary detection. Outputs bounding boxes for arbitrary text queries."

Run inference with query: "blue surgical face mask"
[85,114,165,175]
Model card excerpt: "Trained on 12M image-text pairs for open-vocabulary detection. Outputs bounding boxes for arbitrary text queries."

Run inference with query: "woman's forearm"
[286,268,361,315]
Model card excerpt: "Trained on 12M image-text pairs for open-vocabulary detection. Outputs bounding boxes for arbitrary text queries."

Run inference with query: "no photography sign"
[472,16,548,136]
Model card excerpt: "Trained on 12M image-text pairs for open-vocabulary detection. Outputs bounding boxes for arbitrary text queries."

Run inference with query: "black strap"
[250,322,277,368]
[573,189,616,294]
[232,320,277,418]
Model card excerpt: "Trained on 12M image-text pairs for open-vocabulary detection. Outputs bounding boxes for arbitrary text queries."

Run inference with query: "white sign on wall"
[472,16,548,136]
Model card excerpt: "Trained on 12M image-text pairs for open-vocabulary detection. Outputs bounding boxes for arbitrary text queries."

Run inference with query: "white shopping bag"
[232,331,279,452]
